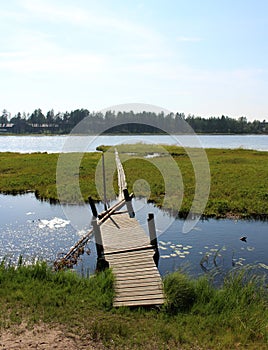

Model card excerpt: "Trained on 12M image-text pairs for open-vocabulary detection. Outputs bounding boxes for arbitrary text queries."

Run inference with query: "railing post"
[88,196,98,218]
[123,188,135,218]
[102,152,108,211]
[89,196,108,270]
[147,213,159,267]
[91,218,103,258]
[91,217,109,271]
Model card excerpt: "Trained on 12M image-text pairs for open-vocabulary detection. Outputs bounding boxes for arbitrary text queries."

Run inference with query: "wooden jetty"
[97,205,164,307]
[55,149,165,307]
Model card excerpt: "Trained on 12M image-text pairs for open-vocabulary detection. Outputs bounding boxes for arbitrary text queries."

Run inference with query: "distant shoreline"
[1,132,268,136]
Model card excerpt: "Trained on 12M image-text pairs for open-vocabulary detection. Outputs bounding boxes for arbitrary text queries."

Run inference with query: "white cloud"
[1,1,169,79]
[0,27,105,75]
[8,0,167,77]
[19,0,158,42]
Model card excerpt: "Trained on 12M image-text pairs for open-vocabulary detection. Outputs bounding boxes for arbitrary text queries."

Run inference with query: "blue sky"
[1,0,268,120]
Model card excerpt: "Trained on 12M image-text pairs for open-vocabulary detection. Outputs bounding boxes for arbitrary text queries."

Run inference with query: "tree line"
[0,108,267,134]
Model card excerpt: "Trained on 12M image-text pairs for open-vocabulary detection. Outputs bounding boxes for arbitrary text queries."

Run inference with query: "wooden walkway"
[100,209,165,307]
[54,149,165,307]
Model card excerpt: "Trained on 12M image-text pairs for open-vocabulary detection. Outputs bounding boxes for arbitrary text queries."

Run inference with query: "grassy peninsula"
[0,261,267,349]
[0,146,267,218]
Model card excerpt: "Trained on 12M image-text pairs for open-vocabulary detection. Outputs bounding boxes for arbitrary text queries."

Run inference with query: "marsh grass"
[0,146,268,217]
[0,259,267,349]
[164,271,196,313]
[0,152,101,203]
[162,268,268,349]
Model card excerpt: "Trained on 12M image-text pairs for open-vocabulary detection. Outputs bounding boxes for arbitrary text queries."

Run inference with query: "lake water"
[1,193,267,279]
[0,134,267,153]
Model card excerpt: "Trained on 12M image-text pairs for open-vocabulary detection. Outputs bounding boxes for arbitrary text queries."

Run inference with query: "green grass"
[0,145,268,217]
[0,260,267,349]
[0,152,101,203]
[0,259,115,328]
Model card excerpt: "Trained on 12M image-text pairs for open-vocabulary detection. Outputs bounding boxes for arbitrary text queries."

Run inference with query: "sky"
[0,0,268,121]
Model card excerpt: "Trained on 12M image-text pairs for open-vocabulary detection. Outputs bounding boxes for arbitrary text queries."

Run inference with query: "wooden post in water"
[123,188,135,218]
[88,196,108,269]
[147,213,159,267]
[88,196,98,218]
[91,218,103,256]
[92,218,108,270]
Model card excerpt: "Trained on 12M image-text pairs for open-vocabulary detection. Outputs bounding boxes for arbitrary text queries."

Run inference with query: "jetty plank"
[99,211,164,307]
[114,299,165,307]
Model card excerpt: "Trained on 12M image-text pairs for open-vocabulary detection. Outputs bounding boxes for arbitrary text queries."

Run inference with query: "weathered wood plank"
[110,263,155,271]
[101,214,150,247]
[106,249,154,258]
[115,295,165,303]
[112,266,158,274]
[104,245,152,254]
[114,299,164,307]
[114,294,165,302]
[106,251,154,260]
[112,271,162,282]
[107,253,153,261]
[115,280,162,288]
[106,252,153,264]
[115,289,164,297]
[116,284,163,291]
[99,208,164,307]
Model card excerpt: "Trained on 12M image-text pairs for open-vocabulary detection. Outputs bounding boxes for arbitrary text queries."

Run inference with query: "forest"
[0,108,267,134]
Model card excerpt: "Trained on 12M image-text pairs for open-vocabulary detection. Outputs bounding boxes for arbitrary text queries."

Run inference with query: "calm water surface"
[1,194,267,278]
[0,134,267,152]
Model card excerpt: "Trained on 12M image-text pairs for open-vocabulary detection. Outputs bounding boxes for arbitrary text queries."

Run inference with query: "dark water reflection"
[0,193,267,279]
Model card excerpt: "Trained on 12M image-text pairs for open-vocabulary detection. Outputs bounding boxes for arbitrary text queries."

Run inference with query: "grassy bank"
[0,145,267,218]
[0,261,267,349]
[0,152,101,202]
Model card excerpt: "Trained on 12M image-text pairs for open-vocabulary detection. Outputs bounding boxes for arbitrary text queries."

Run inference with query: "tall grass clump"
[201,268,267,345]
[163,268,268,347]
[164,271,197,313]
[164,267,267,317]
[200,268,268,315]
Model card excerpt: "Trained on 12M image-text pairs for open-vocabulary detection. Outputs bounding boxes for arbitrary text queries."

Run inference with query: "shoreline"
[1,132,268,135]
[1,189,267,221]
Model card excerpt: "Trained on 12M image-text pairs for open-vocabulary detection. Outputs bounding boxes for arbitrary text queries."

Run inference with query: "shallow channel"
[1,193,267,279]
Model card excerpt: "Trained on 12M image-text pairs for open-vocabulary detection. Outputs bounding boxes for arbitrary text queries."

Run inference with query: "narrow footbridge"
[55,150,165,307]
[97,203,164,307]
